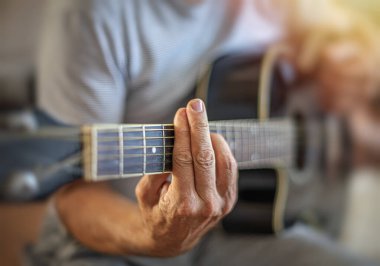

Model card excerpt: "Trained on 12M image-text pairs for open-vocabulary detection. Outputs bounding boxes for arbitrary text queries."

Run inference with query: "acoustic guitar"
[0,49,349,234]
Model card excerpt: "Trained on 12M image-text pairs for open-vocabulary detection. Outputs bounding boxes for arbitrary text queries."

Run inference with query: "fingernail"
[190,99,204,113]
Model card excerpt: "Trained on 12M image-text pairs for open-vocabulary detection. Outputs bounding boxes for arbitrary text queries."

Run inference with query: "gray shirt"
[37,0,283,125]
[37,0,284,198]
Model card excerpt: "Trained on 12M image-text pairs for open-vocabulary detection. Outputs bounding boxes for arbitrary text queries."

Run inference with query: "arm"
[55,182,149,256]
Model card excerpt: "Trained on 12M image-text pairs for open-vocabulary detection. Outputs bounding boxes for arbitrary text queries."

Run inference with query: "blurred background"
[0,0,379,265]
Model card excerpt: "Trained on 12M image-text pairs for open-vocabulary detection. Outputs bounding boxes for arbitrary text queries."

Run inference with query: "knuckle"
[220,153,237,175]
[173,151,193,167]
[175,125,190,134]
[194,149,215,169]
[222,187,238,215]
[176,202,197,217]
[135,181,145,200]
[201,200,222,218]
[222,202,234,216]
[192,120,209,133]
[211,133,225,142]
[159,194,172,212]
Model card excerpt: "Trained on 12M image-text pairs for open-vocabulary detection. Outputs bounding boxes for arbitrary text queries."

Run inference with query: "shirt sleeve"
[37,0,128,125]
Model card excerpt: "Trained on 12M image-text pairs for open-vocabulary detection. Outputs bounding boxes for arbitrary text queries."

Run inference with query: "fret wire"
[238,122,242,162]
[249,120,253,162]
[162,125,166,173]
[143,125,146,175]
[247,121,251,162]
[216,122,221,135]
[225,121,231,156]
[238,121,242,162]
[233,121,237,160]
[243,120,247,162]
[119,125,123,176]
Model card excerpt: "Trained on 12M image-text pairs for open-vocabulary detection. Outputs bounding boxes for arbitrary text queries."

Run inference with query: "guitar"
[0,49,349,234]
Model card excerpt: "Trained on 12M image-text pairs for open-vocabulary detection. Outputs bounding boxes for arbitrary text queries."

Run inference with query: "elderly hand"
[135,99,238,256]
[55,99,237,257]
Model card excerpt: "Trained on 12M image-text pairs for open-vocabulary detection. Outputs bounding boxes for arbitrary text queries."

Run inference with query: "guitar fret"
[233,121,237,160]
[119,125,123,177]
[162,125,166,173]
[243,120,247,162]
[87,120,296,182]
[142,125,146,175]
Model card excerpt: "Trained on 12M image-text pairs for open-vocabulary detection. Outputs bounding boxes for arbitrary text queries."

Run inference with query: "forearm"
[55,181,154,256]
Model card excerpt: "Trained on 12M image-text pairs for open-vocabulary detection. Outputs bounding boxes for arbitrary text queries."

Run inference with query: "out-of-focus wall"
[0,0,46,108]
[344,0,380,25]
[0,2,47,266]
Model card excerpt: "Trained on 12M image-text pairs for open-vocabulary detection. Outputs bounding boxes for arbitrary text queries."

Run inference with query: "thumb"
[135,174,171,209]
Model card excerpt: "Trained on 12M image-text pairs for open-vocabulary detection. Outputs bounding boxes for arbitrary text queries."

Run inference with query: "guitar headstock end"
[81,125,97,182]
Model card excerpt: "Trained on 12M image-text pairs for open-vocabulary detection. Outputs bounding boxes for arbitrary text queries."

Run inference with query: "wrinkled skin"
[56,99,238,257]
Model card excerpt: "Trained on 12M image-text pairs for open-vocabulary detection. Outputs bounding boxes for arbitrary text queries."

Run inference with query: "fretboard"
[82,119,296,181]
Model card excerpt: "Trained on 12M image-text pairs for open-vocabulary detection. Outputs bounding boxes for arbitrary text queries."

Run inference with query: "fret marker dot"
[152,147,157,154]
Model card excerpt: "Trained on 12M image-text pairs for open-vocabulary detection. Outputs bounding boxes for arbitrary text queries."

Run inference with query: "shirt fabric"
[37,0,284,199]
[37,0,283,125]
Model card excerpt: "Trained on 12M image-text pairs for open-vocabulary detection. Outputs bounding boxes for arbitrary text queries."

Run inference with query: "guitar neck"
[82,119,296,181]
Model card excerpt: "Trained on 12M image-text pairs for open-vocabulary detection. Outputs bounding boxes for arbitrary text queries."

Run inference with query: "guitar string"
[95,156,293,170]
[95,121,295,175]
[94,121,292,131]
[94,157,294,174]
[73,157,292,176]
[0,123,301,141]
[95,135,295,148]
[96,145,294,162]
[89,124,295,172]
[95,131,296,142]
[95,125,296,134]
[94,133,292,171]
[96,150,294,159]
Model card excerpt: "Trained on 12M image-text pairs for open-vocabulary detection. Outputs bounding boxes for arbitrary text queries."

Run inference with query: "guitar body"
[197,51,347,234]
[197,52,288,234]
